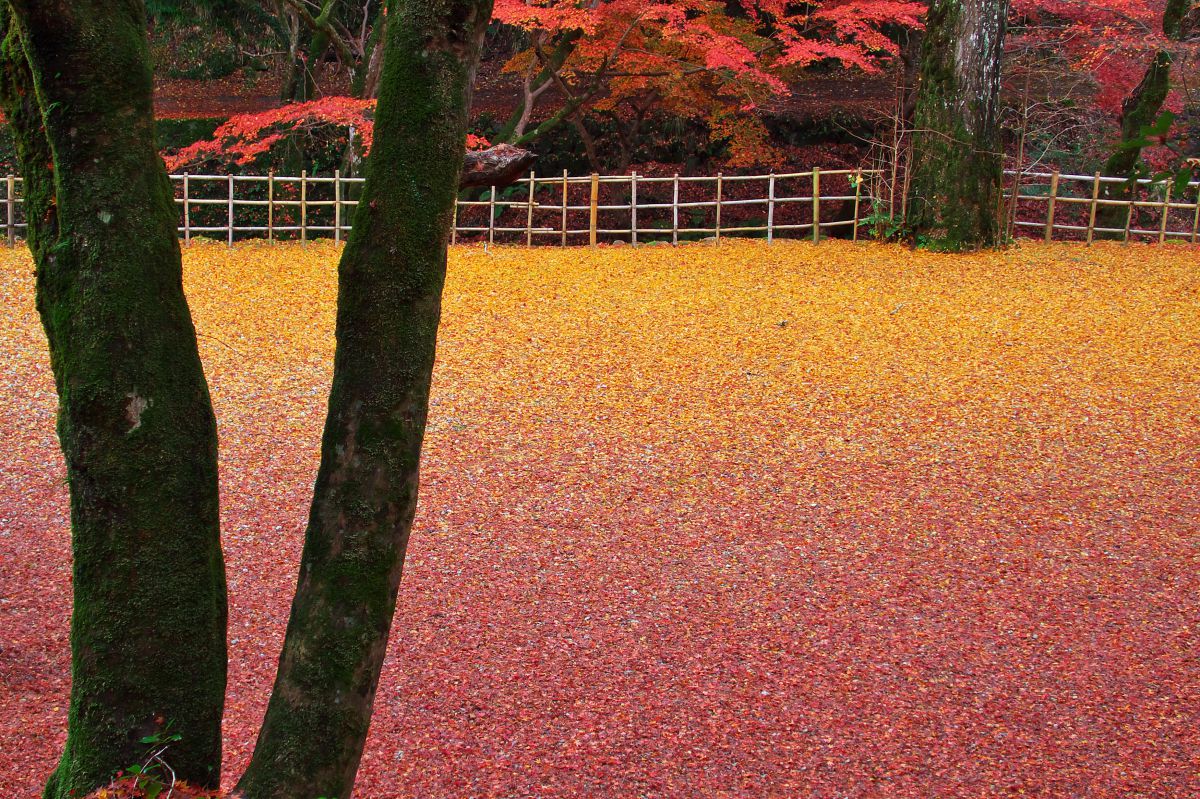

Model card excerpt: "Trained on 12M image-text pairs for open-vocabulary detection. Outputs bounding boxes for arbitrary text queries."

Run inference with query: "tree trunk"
[495,30,581,144]
[234,1,494,797]
[905,0,1010,249]
[1096,0,1187,235]
[0,3,226,798]
[357,7,386,99]
[1096,50,1172,234]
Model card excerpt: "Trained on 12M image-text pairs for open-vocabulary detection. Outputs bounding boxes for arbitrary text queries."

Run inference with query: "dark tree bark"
[460,143,537,187]
[1096,0,1188,234]
[235,1,494,797]
[0,3,226,798]
[905,0,1010,249]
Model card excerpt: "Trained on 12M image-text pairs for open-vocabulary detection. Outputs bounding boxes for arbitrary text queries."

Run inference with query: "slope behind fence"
[0,169,1197,246]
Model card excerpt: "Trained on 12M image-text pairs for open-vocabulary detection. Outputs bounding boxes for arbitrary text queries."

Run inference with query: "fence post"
[526,170,536,247]
[714,173,723,241]
[589,173,599,247]
[630,171,638,245]
[451,196,458,246]
[334,169,342,244]
[561,169,569,247]
[301,170,308,244]
[1159,182,1172,244]
[852,169,863,243]
[811,167,821,244]
[227,174,234,247]
[1086,172,1101,245]
[1044,169,1060,243]
[1123,185,1136,242]
[1192,183,1200,244]
[6,174,14,247]
[672,173,679,245]
[767,173,776,244]
[182,173,190,245]
[268,170,275,243]
[488,185,496,246]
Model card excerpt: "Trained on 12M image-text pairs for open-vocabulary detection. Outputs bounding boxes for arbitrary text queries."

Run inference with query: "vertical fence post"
[811,167,821,244]
[767,173,776,244]
[672,173,679,245]
[7,174,15,247]
[268,170,275,243]
[1191,182,1200,244]
[714,173,723,242]
[1086,172,1101,245]
[852,169,863,243]
[1159,182,1172,244]
[589,173,599,247]
[561,170,568,247]
[227,174,234,247]
[334,169,342,244]
[630,171,638,245]
[488,185,496,247]
[1044,169,1060,243]
[300,170,308,244]
[182,173,190,246]
[526,170,536,246]
[1123,184,1136,242]
[1118,178,1137,241]
[451,196,458,246]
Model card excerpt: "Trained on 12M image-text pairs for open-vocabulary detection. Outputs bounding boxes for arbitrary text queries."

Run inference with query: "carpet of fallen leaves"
[3,239,1199,798]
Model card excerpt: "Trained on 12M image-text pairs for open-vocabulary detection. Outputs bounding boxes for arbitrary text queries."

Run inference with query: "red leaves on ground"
[2,241,1198,797]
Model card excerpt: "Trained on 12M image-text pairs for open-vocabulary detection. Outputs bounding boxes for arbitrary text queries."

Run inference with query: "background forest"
[97,0,1200,184]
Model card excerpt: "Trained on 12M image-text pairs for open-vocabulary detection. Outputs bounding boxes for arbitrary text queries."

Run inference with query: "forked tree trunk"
[906,0,1010,249]
[234,1,494,797]
[0,3,226,798]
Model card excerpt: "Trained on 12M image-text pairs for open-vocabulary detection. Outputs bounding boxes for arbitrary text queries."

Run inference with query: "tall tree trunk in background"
[357,7,386,98]
[905,0,1010,249]
[235,1,493,797]
[1097,0,1188,235]
[0,3,226,798]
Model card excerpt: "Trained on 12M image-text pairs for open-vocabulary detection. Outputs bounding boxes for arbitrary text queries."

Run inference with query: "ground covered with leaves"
[2,240,1198,798]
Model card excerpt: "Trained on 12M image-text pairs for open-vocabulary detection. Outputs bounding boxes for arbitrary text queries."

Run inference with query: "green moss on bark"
[1,4,227,798]
[1095,0,1187,236]
[906,0,1009,250]
[235,2,494,798]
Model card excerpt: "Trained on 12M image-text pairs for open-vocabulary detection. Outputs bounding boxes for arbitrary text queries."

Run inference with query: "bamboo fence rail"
[0,168,1196,246]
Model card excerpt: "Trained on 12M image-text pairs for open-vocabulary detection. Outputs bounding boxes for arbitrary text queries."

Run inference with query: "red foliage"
[493,0,924,165]
[164,98,493,172]
[1011,0,1195,116]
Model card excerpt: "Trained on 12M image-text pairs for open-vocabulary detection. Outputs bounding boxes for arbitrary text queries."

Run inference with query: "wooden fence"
[0,168,1197,246]
[1008,170,1200,244]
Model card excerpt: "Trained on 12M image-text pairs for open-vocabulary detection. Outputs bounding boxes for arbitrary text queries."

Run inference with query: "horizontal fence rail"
[1004,170,1200,244]
[0,168,1197,247]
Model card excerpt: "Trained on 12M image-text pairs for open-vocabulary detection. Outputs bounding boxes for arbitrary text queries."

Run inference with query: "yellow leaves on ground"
[1,238,1198,798]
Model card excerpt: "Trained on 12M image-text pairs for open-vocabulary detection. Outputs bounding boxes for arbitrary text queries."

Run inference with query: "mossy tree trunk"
[1096,0,1188,235]
[234,1,494,797]
[0,3,227,798]
[905,0,1010,249]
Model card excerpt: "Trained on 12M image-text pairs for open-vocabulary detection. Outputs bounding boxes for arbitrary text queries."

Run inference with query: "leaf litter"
[1,239,1198,797]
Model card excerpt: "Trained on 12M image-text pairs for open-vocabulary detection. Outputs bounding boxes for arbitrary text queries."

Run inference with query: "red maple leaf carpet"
[2,241,1198,797]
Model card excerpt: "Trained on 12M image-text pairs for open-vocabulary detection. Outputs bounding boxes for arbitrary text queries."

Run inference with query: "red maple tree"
[491,0,925,167]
